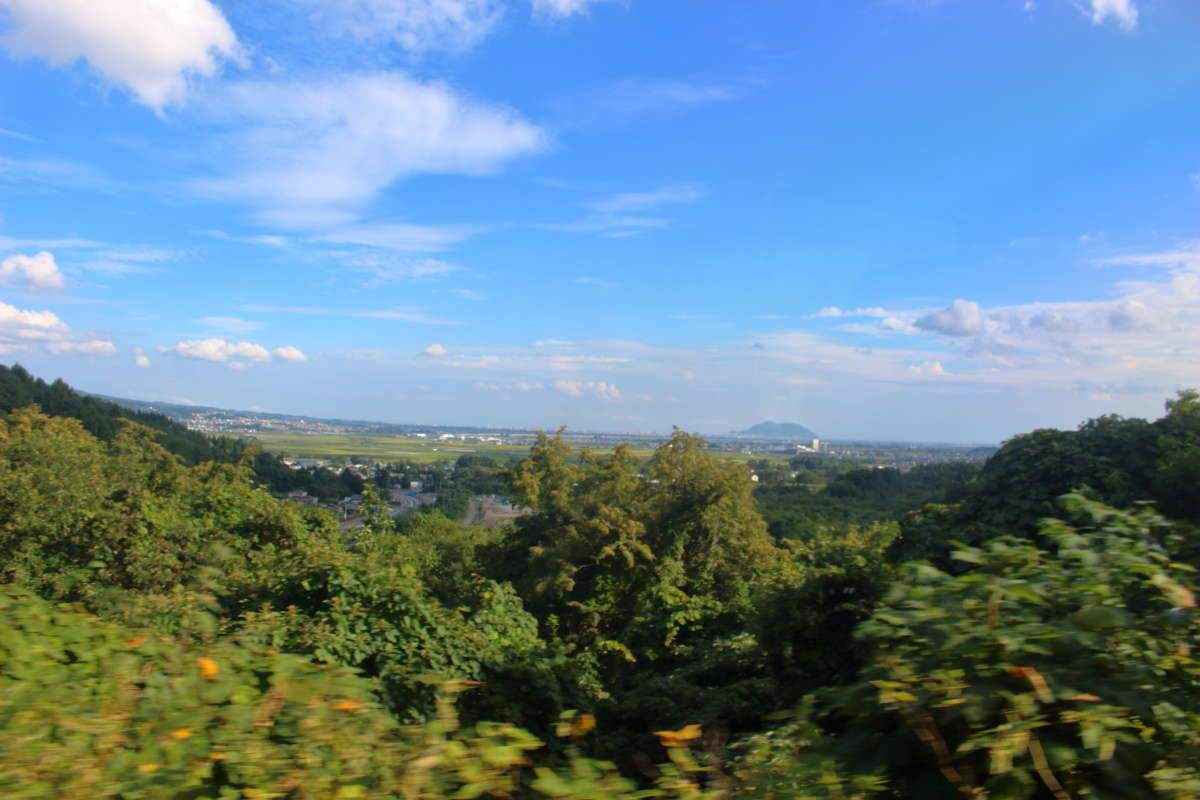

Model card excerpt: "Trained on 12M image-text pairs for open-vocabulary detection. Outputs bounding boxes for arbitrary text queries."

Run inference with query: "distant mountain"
[734,421,819,440]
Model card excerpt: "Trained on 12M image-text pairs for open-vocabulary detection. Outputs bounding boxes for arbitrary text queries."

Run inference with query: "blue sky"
[1,0,1199,442]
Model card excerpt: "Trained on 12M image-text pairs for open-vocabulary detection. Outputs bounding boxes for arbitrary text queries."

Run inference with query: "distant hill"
[0,364,245,465]
[735,421,819,440]
[0,364,361,500]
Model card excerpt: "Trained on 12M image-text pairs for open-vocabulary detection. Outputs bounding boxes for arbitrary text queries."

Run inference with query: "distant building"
[286,490,318,506]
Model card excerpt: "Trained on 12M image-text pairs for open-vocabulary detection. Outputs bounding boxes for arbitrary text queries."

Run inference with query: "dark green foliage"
[889,392,1200,568]
[756,525,896,704]
[756,462,978,539]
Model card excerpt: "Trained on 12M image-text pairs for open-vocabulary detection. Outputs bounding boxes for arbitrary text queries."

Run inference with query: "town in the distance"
[94,390,998,528]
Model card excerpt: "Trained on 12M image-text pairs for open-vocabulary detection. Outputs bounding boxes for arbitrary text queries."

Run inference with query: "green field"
[247,432,795,467]
[247,433,535,463]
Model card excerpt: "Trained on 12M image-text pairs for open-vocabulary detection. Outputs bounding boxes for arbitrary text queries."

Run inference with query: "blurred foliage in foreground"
[0,587,722,800]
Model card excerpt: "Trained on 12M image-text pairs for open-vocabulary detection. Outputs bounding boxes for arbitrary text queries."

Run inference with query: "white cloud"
[0,0,241,110]
[1081,0,1138,30]
[424,343,450,356]
[554,379,622,400]
[134,351,151,368]
[162,338,308,364]
[0,301,67,331]
[915,299,984,337]
[296,0,503,53]
[910,360,948,377]
[0,299,115,355]
[0,251,66,290]
[196,73,546,225]
[272,345,308,362]
[532,0,605,17]
[165,339,271,362]
[791,245,1200,394]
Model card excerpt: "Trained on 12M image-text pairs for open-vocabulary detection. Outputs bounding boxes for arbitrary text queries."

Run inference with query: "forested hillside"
[1,376,1199,798]
[0,364,362,501]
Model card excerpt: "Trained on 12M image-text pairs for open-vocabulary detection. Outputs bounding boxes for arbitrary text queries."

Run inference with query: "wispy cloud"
[237,304,466,325]
[0,235,106,251]
[0,238,173,277]
[354,308,467,325]
[236,305,334,315]
[193,72,546,229]
[549,183,705,237]
[336,252,463,285]
[1081,0,1138,30]
[813,306,889,319]
[79,246,174,276]
[590,184,705,215]
[315,222,482,253]
[287,0,504,54]
[554,379,622,400]
[0,127,37,142]
[197,316,263,336]
[574,276,617,289]
[555,79,738,127]
[0,155,116,193]
[532,0,610,18]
